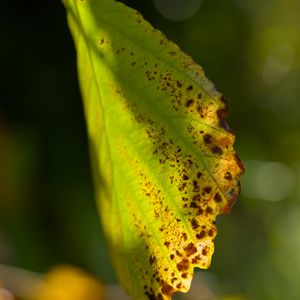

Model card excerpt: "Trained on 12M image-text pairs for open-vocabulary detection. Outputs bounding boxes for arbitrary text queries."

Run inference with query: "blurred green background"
[1,0,300,299]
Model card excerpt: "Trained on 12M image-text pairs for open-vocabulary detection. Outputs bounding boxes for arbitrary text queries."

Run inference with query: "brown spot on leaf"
[186,99,194,107]
[222,188,239,214]
[177,258,189,271]
[203,186,212,194]
[191,218,199,229]
[192,194,200,201]
[224,171,233,180]
[190,201,198,208]
[203,134,212,144]
[150,255,156,265]
[212,146,223,155]
[214,193,222,203]
[196,230,206,239]
[176,283,183,289]
[182,174,189,180]
[99,38,104,46]
[192,256,200,264]
[161,283,174,296]
[220,95,226,103]
[145,291,155,300]
[217,107,232,132]
[208,229,214,237]
[171,278,176,284]
[193,180,199,191]
[181,273,188,279]
[156,294,163,300]
[234,153,245,173]
[176,80,183,87]
[206,206,213,214]
[184,242,197,256]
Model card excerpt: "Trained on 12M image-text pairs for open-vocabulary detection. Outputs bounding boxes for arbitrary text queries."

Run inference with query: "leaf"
[62,0,244,299]
[35,266,105,300]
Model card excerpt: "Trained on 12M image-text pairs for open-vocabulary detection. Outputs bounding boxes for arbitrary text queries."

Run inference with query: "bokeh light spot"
[0,288,14,300]
[242,160,295,201]
[262,43,295,86]
[153,0,202,21]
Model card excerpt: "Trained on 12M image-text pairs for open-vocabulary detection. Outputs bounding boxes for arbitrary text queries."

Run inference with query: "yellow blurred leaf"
[35,266,105,300]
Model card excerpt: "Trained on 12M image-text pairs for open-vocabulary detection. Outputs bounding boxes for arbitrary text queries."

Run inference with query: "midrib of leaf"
[72,2,121,259]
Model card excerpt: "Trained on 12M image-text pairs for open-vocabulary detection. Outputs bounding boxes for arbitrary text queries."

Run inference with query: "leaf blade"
[63,0,244,299]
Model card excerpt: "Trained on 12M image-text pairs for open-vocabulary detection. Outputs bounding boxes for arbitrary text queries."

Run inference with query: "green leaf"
[62,0,244,299]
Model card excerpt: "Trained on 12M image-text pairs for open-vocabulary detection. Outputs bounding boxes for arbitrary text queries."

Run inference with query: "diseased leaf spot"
[208,229,214,237]
[212,146,223,155]
[186,85,193,91]
[225,171,233,181]
[176,283,183,289]
[192,194,200,202]
[190,201,197,208]
[161,283,174,296]
[191,218,199,229]
[186,99,194,107]
[150,255,156,265]
[217,107,231,132]
[182,174,189,180]
[176,80,183,87]
[202,248,208,256]
[177,258,189,271]
[220,95,226,103]
[234,153,245,171]
[184,242,197,256]
[191,256,200,264]
[181,273,188,279]
[203,134,212,144]
[214,193,222,203]
[99,38,104,46]
[156,294,163,300]
[145,291,156,300]
[203,186,212,194]
[193,180,199,191]
[196,230,206,239]
[198,208,204,215]
[206,206,213,214]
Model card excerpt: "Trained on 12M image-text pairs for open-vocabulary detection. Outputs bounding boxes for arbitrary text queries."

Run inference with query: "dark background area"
[1,0,300,299]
